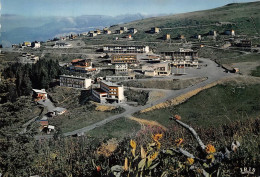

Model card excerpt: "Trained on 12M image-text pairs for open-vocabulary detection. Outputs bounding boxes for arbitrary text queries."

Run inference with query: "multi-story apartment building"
[59,75,92,89]
[111,54,137,64]
[103,45,149,53]
[92,81,124,103]
[160,48,199,67]
[115,63,128,74]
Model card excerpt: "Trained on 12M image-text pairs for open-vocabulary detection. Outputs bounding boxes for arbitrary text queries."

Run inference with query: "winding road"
[35,58,234,140]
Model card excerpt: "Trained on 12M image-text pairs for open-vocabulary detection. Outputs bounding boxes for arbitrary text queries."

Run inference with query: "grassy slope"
[134,83,260,128]
[113,2,260,38]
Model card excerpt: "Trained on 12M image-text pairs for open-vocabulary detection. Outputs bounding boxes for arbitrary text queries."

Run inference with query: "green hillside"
[117,2,260,38]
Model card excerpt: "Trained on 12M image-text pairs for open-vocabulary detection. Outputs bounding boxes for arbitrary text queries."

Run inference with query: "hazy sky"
[2,0,259,17]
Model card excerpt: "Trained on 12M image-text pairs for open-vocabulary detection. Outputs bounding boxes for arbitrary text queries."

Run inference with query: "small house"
[32,89,47,101]
[151,27,160,34]
[116,30,124,34]
[120,27,128,32]
[129,28,138,34]
[164,34,171,40]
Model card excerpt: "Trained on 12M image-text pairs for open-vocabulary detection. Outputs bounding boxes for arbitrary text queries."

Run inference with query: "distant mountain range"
[1,13,165,47]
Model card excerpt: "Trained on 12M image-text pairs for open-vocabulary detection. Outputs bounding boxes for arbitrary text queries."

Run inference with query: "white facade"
[103,45,149,53]
[60,75,91,89]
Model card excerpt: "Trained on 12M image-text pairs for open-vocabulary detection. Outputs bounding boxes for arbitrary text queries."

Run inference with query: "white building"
[115,63,128,74]
[32,41,41,48]
[53,42,72,48]
[103,45,149,53]
[59,75,92,89]
[92,81,124,103]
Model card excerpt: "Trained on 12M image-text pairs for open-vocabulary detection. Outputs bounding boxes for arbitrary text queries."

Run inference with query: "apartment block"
[111,54,137,64]
[60,75,92,89]
[103,45,149,53]
[92,81,124,103]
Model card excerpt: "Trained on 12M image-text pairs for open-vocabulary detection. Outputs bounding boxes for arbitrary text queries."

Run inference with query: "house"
[116,30,124,34]
[115,63,128,74]
[224,30,235,36]
[111,54,137,64]
[95,29,101,35]
[120,27,128,32]
[103,45,149,53]
[53,42,72,48]
[31,41,41,48]
[32,89,47,101]
[52,107,67,116]
[209,30,217,36]
[69,59,94,72]
[178,35,185,39]
[129,28,138,34]
[125,34,132,39]
[195,35,202,40]
[23,41,31,47]
[104,29,112,34]
[60,75,92,89]
[89,32,98,37]
[142,63,171,76]
[151,27,160,34]
[164,34,171,40]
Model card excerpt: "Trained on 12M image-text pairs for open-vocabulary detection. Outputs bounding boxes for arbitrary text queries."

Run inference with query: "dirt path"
[128,116,168,131]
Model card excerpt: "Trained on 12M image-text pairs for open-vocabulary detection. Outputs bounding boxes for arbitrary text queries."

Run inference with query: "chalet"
[104,29,112,34]
[60,75,92,89]
[31,41,41,48]
[116,30,124,34]
[164,34,171,40]
[92,81,124,104]
[151,27,160,34]
[111,54,137,64]
[224,30,235,36]
[23,41,31,47]
[129,28,138,34]
[89,32,97,37]
[120,27,128,32]
[209,30,217,36]
[32,89,47,101]
[69,59,94,72]
[103,45,149,53]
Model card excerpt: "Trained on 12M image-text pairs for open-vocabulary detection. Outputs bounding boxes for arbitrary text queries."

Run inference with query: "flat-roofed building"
[106,75,135,82]
[160,48,199,67]
[60,75,92,89]
[142,63,171,76]
[32,41,41,48]
[104,29,112,34]
[103,45,149,53]
[53,42,72,48]
[111,54,137,64]
[92,81,124,103]
[115,63,128,74]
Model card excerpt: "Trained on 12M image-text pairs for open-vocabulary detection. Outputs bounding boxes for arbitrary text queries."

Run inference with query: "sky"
[2,0,259,17]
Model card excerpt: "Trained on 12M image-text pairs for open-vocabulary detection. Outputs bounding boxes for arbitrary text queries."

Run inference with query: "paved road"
[35,58,233,140]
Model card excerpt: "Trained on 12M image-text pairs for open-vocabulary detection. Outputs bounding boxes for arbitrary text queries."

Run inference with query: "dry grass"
[96,138,119,157]
[129,116,168,131]
[93,102,117,112]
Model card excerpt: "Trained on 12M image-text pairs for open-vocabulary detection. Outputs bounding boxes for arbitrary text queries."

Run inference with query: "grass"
[134,83,260,128]
[48,86,124,133]
[124,89,149,105]
[251,65,260,77]
[122,78,207,90]
[86,117,141,139]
